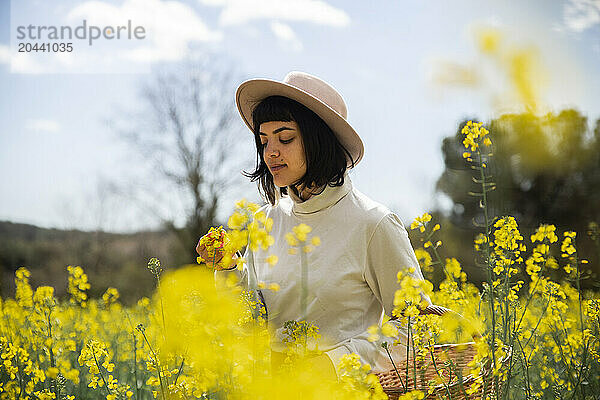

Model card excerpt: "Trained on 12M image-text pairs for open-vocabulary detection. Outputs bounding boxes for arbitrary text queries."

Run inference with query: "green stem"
[521,298,549,350]
[406,316,410,390]
[382,342,406,392]
[157,278,167,337]
[14,352,24,398]
[46,311,58,398]
[568,338,589,400]
[447,356,470,399]
[300,246,308,320]
[573,244,584,337]
[429,347,453,399]
[173,358,185,385]
[133,331,140,400]
[429,245,452,285]
[478,148,498,400]
[91,347,111,396]
[156,277,170,390]
[549,329,578,389]
[559,245,583,392]
[501,265,512,343]
[123,310,140,400]
[516,336,532,400]
[514,260,548,336]
[140,329,167,400]
[410,323,417,392]
[501,253,551,399]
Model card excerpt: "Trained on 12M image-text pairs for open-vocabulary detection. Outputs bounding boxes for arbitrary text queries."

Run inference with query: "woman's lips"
[271,164,286,172]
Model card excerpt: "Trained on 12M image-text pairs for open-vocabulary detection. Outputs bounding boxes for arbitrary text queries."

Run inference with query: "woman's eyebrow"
[259,126,295,136]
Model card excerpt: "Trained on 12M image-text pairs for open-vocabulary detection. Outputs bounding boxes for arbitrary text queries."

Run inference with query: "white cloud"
[198,0,350,27]
[25,119,61,133]
[0,45,10,64]
[67,0,222,63]
[270,21,303,52]
[563,0,600,32]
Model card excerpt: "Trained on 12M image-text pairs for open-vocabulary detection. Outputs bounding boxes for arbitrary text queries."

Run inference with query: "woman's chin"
[273,177,291,188]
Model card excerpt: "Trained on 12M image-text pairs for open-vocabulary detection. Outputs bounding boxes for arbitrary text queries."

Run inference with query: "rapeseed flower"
[461,120,491,152]
[16,267,34,308]
[196,225,230,263]
[410,213,432,233]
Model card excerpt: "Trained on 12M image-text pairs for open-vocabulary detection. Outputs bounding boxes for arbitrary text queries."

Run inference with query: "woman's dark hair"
[242,95,355,205]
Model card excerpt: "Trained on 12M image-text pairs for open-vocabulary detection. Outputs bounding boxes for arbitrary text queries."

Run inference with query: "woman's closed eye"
[261,138,294,147]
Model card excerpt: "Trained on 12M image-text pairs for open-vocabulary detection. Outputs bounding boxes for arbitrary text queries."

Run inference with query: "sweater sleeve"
[364,212,432,317]
[213,246,249,289]
[323,212,432,374]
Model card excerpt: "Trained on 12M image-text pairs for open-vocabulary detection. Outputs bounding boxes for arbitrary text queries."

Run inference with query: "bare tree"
[109,55,248,265]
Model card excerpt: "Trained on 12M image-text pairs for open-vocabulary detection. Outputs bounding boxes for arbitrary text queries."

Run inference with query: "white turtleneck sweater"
[218,171,431,376]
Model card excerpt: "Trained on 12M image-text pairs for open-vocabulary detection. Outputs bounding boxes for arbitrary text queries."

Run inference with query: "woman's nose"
[265,141,280,157]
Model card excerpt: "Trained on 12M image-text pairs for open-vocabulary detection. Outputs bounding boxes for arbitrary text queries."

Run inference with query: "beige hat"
[235,71,364,168]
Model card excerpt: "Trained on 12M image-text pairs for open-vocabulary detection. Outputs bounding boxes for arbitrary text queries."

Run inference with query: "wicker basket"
[374,305,512,400]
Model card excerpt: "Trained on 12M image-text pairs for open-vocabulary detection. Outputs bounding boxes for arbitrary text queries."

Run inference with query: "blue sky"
[1,0,599,232]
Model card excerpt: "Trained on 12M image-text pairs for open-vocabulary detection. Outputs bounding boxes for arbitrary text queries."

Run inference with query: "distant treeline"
[3,211,598,309]
[0,221,197,304]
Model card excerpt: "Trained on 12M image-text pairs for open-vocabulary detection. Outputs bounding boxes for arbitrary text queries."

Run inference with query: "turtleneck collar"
[286,172,353,215]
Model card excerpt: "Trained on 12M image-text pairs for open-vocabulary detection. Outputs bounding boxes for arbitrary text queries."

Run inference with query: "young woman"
[197,71,431,379]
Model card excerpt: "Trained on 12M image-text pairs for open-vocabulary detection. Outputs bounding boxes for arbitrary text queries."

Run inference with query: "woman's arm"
[323,212,432,373]
[213,249,249,288]
[363,212,432,316]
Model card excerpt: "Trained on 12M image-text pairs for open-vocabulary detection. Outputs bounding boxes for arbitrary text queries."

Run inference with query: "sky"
[0,0,599,233]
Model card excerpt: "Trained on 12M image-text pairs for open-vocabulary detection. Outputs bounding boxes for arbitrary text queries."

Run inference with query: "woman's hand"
[195,237,236,271]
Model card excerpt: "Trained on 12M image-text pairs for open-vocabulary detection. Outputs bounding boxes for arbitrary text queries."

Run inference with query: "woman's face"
[259,120,307,188]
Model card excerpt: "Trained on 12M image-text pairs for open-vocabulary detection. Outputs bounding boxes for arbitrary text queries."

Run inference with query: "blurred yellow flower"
[266,254,279,266]
[268,283,280,292]
[292,223,312,242]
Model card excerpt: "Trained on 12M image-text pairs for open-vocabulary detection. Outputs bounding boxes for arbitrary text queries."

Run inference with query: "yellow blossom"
[410,213,432,232]
[367,325,380,342]
[285,232,299,246]
[292,223,312,242]
[266,255,279,266]
[268,283,280,292]
[46,367,59,379]
[381,323,398,337]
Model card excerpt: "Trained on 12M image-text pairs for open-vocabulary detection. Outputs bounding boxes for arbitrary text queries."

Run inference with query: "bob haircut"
[242,95,355,205]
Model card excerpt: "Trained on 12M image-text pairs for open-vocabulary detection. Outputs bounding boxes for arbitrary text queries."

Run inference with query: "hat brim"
[236,78,364,168]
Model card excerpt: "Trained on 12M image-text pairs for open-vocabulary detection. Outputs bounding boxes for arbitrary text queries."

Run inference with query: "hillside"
[0,220,193,303]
